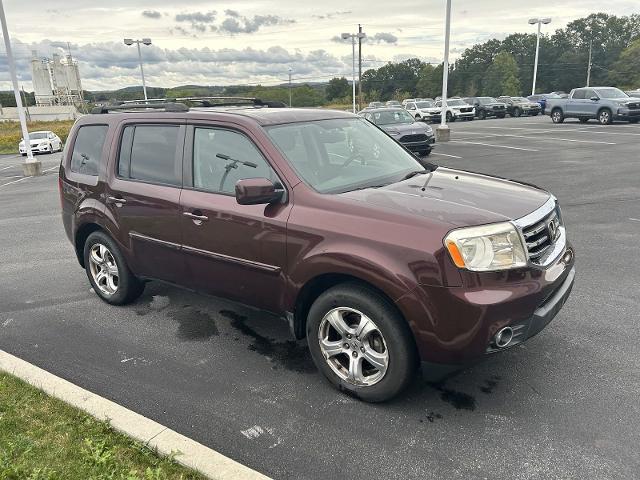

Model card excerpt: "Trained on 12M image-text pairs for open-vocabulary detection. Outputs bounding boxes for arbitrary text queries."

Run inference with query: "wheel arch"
[74,223,105,267]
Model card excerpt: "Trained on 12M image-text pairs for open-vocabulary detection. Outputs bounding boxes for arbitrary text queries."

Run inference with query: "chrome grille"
[522,208,562,263]
[400,133,428,143]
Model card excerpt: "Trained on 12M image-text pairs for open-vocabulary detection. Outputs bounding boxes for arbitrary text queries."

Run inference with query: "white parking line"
[43,165,59,172]
[448,140,538,152]
[431,152,463,159]
[454,131,616,145]
[0,164,17,171]
[0,176,31,187]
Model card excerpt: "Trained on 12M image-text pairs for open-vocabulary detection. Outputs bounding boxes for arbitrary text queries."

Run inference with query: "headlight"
[424,125,433,133]
[388,130,401,136]
[444,222,527,271]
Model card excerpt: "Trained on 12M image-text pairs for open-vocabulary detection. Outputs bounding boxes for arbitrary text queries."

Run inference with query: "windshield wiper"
[401,170,428,180]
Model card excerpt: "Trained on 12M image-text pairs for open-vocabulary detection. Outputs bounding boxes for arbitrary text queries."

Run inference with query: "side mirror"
[590,96,599,101]
[235,178,284,205]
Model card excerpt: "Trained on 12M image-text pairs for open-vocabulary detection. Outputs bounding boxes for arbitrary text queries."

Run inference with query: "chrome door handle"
[107,196,127,206]
[183,211,209,222]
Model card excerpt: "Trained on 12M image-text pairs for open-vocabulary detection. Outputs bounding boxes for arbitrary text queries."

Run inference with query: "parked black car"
[497,96,542,117]
[362,108,434,156]
[462,97,507,119]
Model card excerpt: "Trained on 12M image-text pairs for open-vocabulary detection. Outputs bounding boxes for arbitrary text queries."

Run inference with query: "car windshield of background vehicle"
[266,118,424,194]
[29,132,48,139]
[447,99,467,106]
[512,97,528,102]
[416,101,434,108]
[370,110,415,125]
[478,97,498,105]
[596,87,628,99]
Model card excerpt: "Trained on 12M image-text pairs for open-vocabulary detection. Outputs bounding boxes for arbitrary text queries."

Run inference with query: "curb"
[0,350,271,480]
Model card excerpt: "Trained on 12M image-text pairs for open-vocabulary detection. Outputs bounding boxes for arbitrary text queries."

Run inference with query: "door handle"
[107,196,127,206]
[183,211,209,222]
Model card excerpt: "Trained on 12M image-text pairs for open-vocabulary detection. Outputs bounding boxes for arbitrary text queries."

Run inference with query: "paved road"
[1,115,639,479]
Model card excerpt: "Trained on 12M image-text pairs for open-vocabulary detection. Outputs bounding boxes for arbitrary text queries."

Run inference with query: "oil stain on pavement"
[480,375,501,394]
[220,309,317,374]
[428,380,476,411]
[170,307,219,341]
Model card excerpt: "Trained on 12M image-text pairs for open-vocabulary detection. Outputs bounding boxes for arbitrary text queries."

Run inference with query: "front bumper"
[453,110,474,119]
[402,136,435,153]
[615,108,640,119]
[396,242,575,365]
[19,144,50,154]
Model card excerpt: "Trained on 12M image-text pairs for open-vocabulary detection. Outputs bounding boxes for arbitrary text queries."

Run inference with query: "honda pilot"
[60,101,575,402]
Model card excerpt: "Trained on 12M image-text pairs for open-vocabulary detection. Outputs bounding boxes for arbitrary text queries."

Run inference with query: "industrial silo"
[31,51,54,106]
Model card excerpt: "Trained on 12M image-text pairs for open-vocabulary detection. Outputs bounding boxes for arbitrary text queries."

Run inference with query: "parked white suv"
[404,100,441,122]
[435,99,475,122]
[19,131,63,155]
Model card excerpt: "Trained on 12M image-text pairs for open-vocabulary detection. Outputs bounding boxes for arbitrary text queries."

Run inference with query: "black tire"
[630,118,639,124]
[579,118,589,124]
[478,110,486,120]
[415,114,422,121]
[83,231,144,305]
[513,107,522,117]
[497,114,506,119]
[551,108,565,124]
[598,108,612,125]
[532,111,539,116]
[421,149,431,157]
[445,111,453,122]
[306,282,418,402]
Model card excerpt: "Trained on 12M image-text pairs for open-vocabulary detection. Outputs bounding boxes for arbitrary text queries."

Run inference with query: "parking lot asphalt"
[1,114,639,480]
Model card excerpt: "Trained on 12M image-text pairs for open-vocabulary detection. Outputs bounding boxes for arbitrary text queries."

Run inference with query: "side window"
[436,101,442,107]
[407,103,416,110]
[584,89,597,99]
[117,125,181,186]
[192,127,276,195]
[572,90,585,100]
[70,125,108,176]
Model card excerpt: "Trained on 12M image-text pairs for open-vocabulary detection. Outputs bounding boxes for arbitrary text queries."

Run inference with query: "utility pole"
[288,67,293,107]
[358,24,363,111]
[586,38,593,87]
[528,17,551,96]
[124,38,152,101]
[436,0,452,142]
[0,0,40,175]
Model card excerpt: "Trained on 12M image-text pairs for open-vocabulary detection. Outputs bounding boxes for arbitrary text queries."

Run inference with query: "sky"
[1,0,638,91]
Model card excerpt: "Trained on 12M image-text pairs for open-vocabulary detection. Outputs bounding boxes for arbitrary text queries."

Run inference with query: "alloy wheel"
[599,110,610,125]
[88,243,119,296]
[318,307,389,386]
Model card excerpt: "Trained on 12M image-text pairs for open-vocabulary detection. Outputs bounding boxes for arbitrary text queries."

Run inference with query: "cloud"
[312,10,352,20]
[175,11,216,23]
[224,9,240,18]
[219,14,295,34]
[141,10,161,19]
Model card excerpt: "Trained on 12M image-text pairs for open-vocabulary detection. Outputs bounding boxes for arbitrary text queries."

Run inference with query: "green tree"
[416,64,443,98]
[484,52,521,96]
[325,77,351,101]
[608,38,640,88]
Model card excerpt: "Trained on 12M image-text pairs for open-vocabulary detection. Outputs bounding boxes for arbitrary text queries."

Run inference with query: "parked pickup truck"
[547,87,640,125]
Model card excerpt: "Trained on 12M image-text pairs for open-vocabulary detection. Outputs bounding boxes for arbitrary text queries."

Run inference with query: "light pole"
[288,67,293,107]
[436,0,452,142]
[528,17,551,96]
[124,38,152,101]
[357,25,366,111]
[0,0,40,175]
[342,32,364,113]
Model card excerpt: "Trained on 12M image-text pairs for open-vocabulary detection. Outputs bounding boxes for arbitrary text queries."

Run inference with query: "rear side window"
[70,125,108,176]
[572,90,585,99]
[118,125,181,186]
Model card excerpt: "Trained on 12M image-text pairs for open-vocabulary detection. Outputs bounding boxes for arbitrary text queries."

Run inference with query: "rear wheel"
[598,108,612,125]
[513,107,522,117]
[84,231,144,305]
[306,283,418,402]
[446,111,453,122]
[629,118,638,124]
[551,108,565,124]
[497,114,506,119]
[478,110,487,120]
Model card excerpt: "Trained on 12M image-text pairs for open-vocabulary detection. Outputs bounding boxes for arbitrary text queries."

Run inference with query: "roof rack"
[91,102,189,114]
[176,97,287,108]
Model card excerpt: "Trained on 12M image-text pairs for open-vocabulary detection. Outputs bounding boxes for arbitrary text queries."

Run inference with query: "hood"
[419,107,441,114]
[19,139,47,146]
[339,167,550,228]
[381,122,432,136]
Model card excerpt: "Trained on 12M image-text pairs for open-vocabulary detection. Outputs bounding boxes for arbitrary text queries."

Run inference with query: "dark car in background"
[527,93,561,114]
[60,100,574,402]
[462,97,507,119]
[498,96,542,117]
[362,108,434,156]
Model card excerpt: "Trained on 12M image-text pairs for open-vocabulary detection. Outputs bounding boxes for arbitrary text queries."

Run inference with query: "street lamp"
[124,38,152,101]
[436,0,452,142]
[528,17,551,96]
[288,67,293,107]
[342,31,366,114]
[0,0,39,175]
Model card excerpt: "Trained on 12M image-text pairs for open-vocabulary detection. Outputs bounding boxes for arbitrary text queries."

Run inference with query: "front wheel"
[84,231,145,305]
[513,107,522,117]
[307,283,418,402]
[630,118,639,124]
[598,109,612,125]
[551,109,565,124]
[478,110,486,120]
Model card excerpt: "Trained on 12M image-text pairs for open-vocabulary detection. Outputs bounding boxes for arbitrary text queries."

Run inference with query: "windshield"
[596,87,628,99]
[416,101,434,108]
[266,118,425,194]
[447,99,467,106]
[369,110,414,125]
[478,97,498,105]
[512,97,528,102]
[29,132,48,140]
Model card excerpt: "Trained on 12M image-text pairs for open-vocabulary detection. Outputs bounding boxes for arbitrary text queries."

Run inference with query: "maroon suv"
[59,103,575,402]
